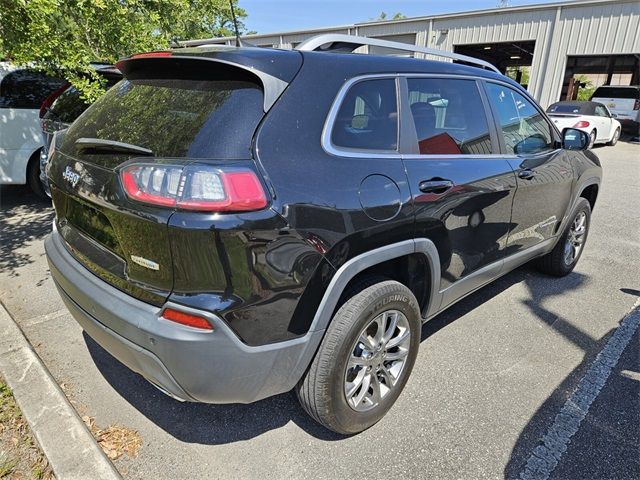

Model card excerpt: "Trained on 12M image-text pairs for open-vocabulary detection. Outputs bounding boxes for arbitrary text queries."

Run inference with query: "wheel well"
[341,253,431,317]
[580,184,598,211]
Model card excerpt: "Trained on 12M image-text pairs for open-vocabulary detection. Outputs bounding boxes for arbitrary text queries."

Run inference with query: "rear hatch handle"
[75,138,154,156]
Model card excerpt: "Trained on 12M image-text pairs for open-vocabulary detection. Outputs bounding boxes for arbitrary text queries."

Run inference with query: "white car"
[591,85,640,133]
[0,62,66,197]
[546,100,621,148]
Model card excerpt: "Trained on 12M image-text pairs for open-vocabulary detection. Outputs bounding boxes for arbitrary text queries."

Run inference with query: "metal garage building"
[204,0,639,108]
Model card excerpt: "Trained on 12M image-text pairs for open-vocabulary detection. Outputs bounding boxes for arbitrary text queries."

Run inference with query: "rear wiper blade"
[75,137,153,156]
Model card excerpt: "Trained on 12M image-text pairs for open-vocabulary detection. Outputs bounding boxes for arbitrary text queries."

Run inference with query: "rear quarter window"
[329,78,398,152]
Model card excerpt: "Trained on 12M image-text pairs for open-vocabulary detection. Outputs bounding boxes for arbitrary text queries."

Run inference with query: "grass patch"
[0,379,54,479]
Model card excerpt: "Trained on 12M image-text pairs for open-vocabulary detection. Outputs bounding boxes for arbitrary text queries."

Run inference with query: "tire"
[606,127,620,146]
[588,130,597,149]
[296,278,421,434]
[535,198,591,277]
[27,149,47,199]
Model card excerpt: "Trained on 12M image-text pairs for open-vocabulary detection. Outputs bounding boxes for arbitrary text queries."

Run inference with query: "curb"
[0,302,121,480]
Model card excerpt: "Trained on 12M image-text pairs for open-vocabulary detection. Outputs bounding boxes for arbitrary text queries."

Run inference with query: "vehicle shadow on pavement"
[0,185,53,278]
[503,289,640,479]
[84,333,345,443]
[85,263,591,445]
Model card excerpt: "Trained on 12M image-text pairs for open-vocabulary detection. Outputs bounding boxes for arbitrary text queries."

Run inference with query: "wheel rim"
[613,129,619,142]
[564,211,587,265]
[589,132,596,148]
[344,309,411,412]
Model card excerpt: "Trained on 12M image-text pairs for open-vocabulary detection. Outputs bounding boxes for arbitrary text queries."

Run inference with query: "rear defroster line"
[518,300,640,480]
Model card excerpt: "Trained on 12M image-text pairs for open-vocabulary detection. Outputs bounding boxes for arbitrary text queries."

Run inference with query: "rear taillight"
[120,163,267,212]
[634,99,640,110]
[39,83,70,118]
[573,120,590,128]
[161,308,213,331]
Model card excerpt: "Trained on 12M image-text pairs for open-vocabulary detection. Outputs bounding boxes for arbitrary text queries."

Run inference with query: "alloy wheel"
[344,309,412,412]
[564,211,587,265]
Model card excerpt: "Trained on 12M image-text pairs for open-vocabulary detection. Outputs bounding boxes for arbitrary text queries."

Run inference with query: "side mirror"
[611,113,618,118]
[562,128,589,150]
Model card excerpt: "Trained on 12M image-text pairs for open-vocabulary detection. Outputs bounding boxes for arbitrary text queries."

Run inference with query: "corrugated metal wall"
[215,0,639,106]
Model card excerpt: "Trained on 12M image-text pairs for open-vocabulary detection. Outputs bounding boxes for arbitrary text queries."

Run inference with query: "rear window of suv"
[592,87,639,99]
[61,77,264,161]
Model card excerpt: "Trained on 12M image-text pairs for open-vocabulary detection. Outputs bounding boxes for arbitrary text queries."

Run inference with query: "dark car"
[44,35,601,434]
[39,64,122,196]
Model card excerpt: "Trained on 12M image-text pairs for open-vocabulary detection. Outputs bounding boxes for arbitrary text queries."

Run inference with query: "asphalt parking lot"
[1,140,638,480]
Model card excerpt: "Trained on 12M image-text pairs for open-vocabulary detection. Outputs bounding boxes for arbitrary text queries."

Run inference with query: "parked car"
[44,35,601,434]
[590,85,640,133]
[546,100,621,148]
[0,62,66,197]
[39,64,122,196]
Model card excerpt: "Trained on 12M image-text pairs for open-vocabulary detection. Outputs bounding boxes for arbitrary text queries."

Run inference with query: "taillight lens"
[120,163,267,212]
[573,120,590,128]
[161,308,213,331]
[634,99,640,110]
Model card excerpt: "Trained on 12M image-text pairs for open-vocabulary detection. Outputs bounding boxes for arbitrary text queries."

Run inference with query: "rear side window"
[592,87,639,99]
[406,78,493,155]
[486,83,553,156]
[0,69,65,109]
[62,77,264,160]
[330,79,398,152]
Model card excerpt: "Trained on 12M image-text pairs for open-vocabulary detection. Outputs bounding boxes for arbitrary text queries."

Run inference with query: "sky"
[239,0,565,35]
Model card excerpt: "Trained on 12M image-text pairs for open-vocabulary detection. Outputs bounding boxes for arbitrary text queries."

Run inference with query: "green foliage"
[372,11,406,21]
[0,0,248,101]
[574,75,595,101]
[505,66,531,86]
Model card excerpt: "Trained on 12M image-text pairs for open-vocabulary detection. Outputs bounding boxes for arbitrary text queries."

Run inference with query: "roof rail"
[296,34,500,74]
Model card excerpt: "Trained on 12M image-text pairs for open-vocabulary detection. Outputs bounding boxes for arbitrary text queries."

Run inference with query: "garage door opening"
[561,54,640,101]
[454,41,535,88]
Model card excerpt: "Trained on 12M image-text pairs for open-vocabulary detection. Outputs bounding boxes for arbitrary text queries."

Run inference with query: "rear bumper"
[45,230,324,404]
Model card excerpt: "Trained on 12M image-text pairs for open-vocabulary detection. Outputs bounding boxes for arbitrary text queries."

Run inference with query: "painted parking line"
[518,300,640,480]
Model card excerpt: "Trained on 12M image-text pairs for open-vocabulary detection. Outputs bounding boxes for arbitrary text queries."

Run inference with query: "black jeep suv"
[45,37,601,434]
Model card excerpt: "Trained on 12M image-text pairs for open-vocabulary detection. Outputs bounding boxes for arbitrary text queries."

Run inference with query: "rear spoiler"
[116,52,290,112]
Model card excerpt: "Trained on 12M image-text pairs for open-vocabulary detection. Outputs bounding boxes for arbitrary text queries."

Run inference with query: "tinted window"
[0,69,65,109]
[60,78,264,161]
[406,78,492,155]
[592,87,639,99]
[331,79,398,151]
[46,75,120,124]
[486,83,553,155]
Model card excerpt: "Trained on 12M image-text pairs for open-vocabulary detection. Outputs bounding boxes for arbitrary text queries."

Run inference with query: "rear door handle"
[419,179,454,194]
[518,169,536,180]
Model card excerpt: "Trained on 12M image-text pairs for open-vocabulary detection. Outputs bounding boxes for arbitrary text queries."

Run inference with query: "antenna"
[229,0,243,47]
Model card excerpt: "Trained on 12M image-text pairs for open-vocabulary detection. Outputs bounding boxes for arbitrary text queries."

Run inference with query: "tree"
[0,0,248,101]
[372,11,406,21]
[574,75,595,101]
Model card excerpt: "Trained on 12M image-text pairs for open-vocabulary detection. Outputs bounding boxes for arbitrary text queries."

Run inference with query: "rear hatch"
[48,49,301,305]
[591,86,640,120]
